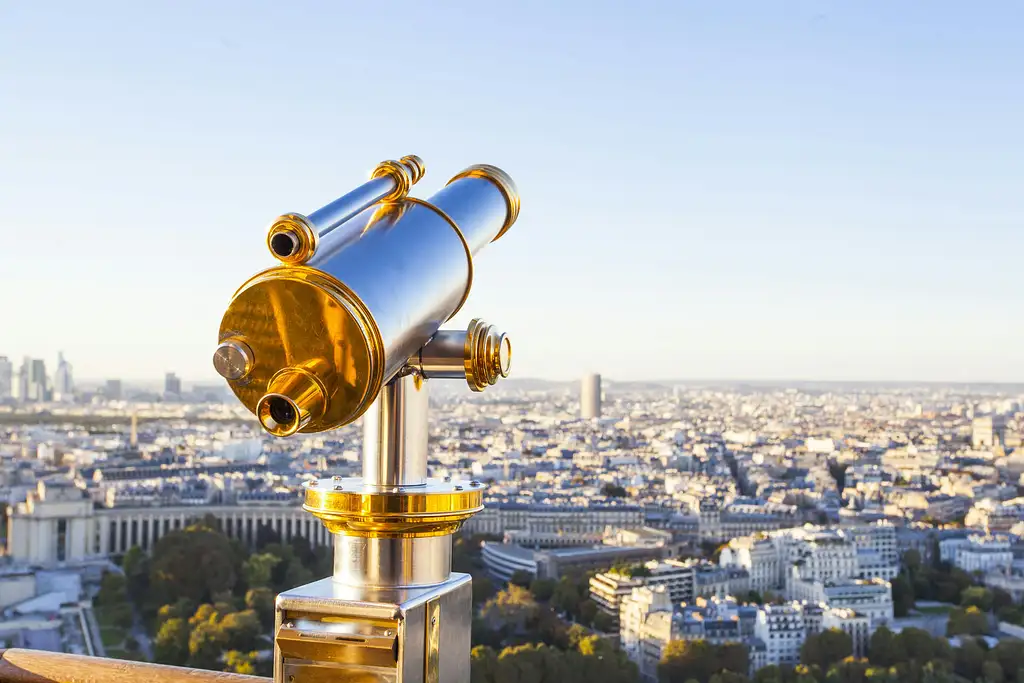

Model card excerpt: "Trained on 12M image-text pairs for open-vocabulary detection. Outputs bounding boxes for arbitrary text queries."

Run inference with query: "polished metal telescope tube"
[266,155,426,264]
[216,163,519,436]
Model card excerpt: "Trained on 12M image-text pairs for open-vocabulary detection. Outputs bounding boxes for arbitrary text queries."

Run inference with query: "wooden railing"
[0,649,269,683]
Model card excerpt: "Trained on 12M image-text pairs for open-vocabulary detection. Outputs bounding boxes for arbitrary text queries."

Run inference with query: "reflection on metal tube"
[362,374,428,488]
[265,155,426,264]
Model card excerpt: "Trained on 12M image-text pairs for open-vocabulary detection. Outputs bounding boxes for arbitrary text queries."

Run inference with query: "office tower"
[31,359,48,401]
[581,372,601,419]
[105,379,122,401]
[15,358,30,401]
[17,358,48,402]
[0,356,11,400]
[164,372,182,396]
[53,352,74,402]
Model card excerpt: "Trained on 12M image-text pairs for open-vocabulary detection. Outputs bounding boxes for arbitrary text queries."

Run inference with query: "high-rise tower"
[581,372,602,419]
[0,356,12,400]
[53,352,74,402]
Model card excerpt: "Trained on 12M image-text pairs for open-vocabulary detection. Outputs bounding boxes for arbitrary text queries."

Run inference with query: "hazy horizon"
[2,2,1022,382]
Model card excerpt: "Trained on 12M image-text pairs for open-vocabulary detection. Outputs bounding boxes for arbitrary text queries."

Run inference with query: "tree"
[802,629,853,671]
[480,586,539,636]
[153,617,190,666]
[828,460,848,493]
[530,578,558,602]
[746,591,764,605]
[157,598,197,627]
[869,628,897,668]
[149,527,239,606]
[243,553,280,590]
[755,667,784,683]
[578,599,598,626]
[474,576,497,606]
[984,661,1005,683]
[593,610,616,633]
[601,483,628,498]
[825,658,869,683]
[891,574,915,617]
[960,587,994,612]
[245,587,275,631]
[946,606,988,636]
[993,588,1015,612]
[903,549,922,575]
[224,651,258,675]
[122,546,149,603]
[953,637,986,681]
[189,620,227,670]
[471,646,498,683]
[221,610,262,652]
[551,577,584,618]
[95,572,127,606]
[659,639,747,683]
[509,570,533,588]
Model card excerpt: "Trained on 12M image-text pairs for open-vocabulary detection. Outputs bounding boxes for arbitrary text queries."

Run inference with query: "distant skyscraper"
[17,358,48,402]
[15,357,30,401]
[53,352,74,402]
[130,411,138,449]
[581,373,602,419]
[105,379,123,401]
[30,359,48,401]
[0,356,11,400]
[165,372,182,397]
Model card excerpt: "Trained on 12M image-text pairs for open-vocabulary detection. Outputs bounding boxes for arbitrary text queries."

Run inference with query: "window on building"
[56,519,67,562]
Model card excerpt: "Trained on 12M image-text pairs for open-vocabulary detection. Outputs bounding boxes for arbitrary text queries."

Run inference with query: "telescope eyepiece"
[270,231,299,258]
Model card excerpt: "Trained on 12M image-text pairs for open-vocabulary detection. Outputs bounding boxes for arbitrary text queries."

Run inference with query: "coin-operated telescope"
[214,156,519,683]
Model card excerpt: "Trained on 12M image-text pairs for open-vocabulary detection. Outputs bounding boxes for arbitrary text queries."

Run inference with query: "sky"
[1,1,1022,384]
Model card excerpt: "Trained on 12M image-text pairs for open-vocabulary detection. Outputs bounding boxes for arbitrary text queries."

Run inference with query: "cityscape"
[4,350,1024,682]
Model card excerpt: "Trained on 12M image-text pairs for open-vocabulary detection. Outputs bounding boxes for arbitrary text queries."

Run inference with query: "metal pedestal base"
[274,574,472,683]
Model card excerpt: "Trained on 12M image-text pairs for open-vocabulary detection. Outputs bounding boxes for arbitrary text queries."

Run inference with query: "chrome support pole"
[333,535,452,588]
[361,373,429,488]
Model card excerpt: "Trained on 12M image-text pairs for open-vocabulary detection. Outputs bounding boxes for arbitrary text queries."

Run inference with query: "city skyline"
[2,3,1023,382]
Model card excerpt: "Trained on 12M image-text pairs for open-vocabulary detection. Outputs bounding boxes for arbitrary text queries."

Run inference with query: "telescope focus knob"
[464,318,512,391]
[411,319,511,392]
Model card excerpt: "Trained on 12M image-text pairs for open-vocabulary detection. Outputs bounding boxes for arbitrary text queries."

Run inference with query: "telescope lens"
[270,232,299,258]
[268,396,297,426]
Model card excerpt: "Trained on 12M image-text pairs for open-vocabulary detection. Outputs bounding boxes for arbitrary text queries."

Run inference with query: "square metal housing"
[274,573,472,683]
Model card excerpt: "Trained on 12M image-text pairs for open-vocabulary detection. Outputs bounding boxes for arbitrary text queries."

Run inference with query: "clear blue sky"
[1,1,1022,383]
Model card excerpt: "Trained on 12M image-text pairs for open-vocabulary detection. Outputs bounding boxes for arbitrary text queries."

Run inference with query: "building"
[5,480,332,565]
[464,502,644,539]
[754,603,806,667]
[104,379,122,401]
[581,373,601,419]
[164,372,182,397]
[846,522,898,565]
[591,560,697,622]
[620,586,674,683]
[0,356,12,400]
[822,608,870,658]
[973,416,995,450]
[481,540,668,582]
[52,352,73,402]
[788,578,893,629]
[15,358,47,402]
[719,525,899,597]
[953,534,1014,574]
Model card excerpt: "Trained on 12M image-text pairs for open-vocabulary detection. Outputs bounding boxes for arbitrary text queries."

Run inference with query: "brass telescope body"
[214,156,519,683]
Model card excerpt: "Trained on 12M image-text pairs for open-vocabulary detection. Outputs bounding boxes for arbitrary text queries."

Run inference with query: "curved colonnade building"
[5,480,329,566]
